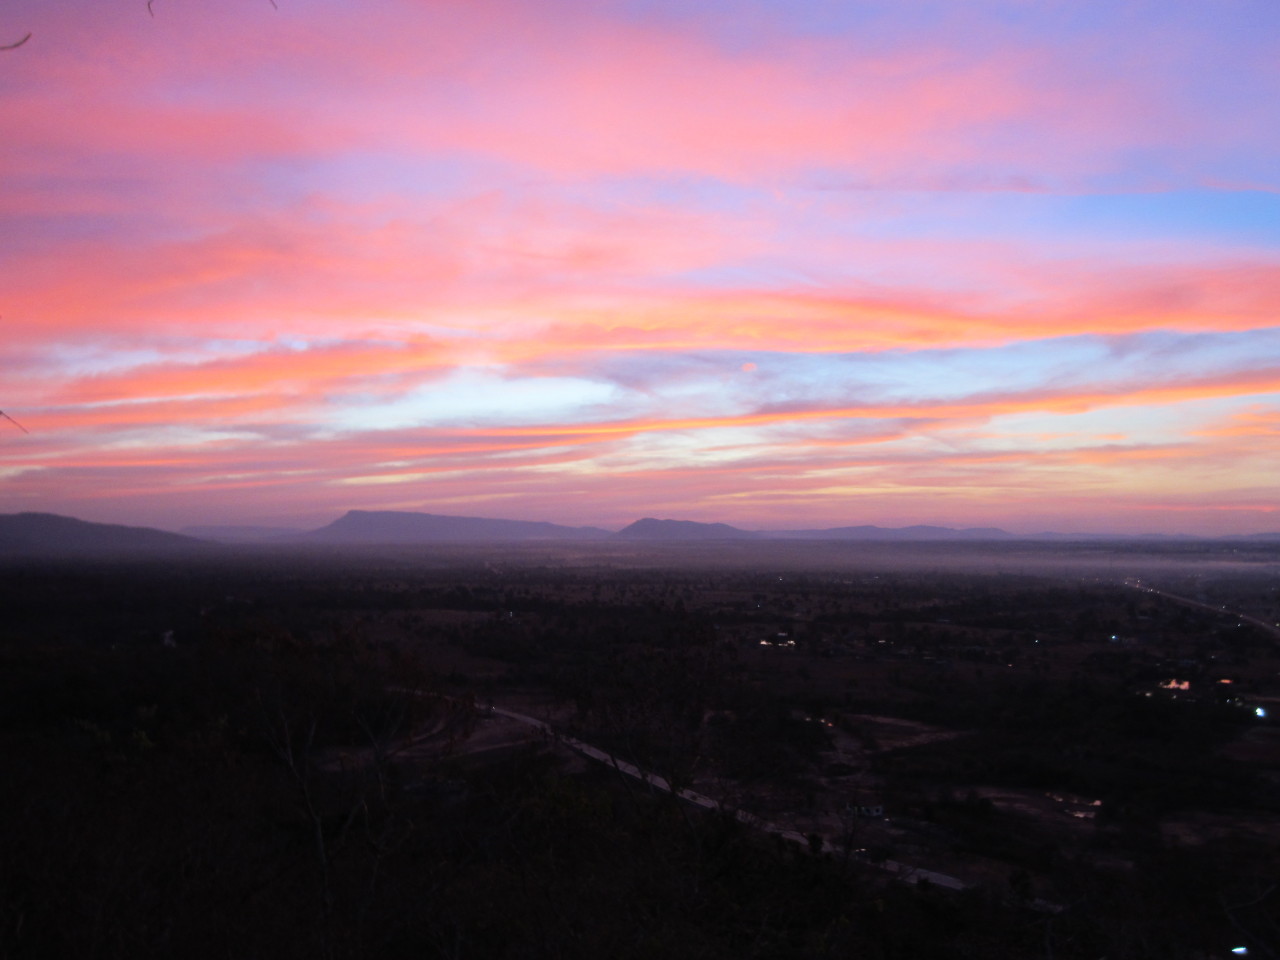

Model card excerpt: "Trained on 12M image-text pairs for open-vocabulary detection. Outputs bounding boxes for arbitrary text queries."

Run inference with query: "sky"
[2,0,1278,535]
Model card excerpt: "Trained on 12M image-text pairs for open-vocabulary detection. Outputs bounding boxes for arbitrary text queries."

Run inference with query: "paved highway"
[1124,581,1280,640]
[488,706,968,891]
[387,688,971,891]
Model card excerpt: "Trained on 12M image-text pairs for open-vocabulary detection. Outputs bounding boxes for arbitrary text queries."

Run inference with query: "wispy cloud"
[3,0,1279,533]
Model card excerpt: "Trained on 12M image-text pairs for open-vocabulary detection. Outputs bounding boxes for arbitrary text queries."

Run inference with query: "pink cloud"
[6,0,1266,188]
[4,0,1278,534]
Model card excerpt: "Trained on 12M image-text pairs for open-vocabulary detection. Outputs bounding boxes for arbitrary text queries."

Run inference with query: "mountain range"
[2,510,1279,557]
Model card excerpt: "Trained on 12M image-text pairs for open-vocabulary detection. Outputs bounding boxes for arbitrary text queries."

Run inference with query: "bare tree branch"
[1,32,32,51]
[0,411,30,434]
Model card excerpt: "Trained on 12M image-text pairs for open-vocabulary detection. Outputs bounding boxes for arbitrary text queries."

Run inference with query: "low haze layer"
[2,0,1278,534]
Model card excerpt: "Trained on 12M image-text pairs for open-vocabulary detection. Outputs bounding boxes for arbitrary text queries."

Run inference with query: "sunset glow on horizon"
[3,0,1278,534]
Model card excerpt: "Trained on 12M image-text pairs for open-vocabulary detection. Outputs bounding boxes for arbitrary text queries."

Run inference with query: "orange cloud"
[4,0,1278,535]
[56,342,447,405]
[402,366,1280,443]
[1194,405,1280,439]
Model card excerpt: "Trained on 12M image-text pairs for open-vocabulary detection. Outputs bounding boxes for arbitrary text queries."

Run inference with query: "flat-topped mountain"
[0,513,211,557]
[303,510,611,543]
[613,518,757,540]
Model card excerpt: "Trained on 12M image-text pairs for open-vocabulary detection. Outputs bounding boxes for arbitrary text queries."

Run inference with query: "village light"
[1256,707,1267,719]
[1231,947,1248,956]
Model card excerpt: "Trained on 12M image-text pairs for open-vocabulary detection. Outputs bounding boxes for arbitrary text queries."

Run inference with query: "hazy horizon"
[6,506,1279,543]
[2,1,1278,536]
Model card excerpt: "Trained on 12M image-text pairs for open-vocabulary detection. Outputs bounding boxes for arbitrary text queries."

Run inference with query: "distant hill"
[0,513,211,557]
[770,524,1016,541]
[181,525,302,543]
[303,510,611,543]
[612,518,758,541]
